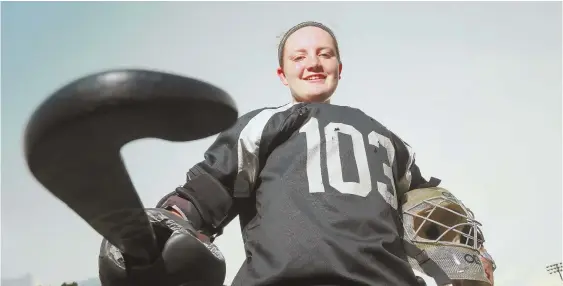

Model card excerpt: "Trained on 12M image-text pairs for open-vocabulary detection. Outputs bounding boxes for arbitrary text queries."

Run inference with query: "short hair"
[277,21,341,67]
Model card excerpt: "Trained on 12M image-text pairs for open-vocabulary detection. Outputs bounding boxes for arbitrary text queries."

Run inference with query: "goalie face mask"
[401,187,492,286]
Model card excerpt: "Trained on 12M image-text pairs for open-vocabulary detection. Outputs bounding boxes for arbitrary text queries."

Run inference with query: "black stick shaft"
[27,118,161,265]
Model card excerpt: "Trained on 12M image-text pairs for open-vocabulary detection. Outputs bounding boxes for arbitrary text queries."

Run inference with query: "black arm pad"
[157,170,233,237]
[178,171,233,231]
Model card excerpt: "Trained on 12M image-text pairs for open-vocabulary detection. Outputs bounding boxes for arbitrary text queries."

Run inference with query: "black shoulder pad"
[418,177,441,188]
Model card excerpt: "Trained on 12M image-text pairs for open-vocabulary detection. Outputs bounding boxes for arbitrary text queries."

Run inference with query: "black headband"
[277,21,341,67]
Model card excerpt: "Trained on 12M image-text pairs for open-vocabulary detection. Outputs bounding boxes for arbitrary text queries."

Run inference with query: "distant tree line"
[38,282,78,286]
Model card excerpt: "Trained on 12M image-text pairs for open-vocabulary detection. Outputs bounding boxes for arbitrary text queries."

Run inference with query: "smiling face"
[277,25,342,103]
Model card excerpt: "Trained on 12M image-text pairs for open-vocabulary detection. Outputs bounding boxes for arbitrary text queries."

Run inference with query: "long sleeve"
[157,103,297,236]
[156,108,267,236]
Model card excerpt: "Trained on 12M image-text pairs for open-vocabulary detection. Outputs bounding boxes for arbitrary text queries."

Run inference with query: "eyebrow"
[290,47,335,54]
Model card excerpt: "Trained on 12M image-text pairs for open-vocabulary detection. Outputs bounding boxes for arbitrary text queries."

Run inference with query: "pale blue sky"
[1,2,561,286]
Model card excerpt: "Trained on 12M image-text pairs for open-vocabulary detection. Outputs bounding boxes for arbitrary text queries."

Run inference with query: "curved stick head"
[23,69,238,265]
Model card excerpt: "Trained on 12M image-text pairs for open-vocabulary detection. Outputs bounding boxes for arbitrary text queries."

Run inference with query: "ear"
[277,67,289,86]
[338,63,343,80]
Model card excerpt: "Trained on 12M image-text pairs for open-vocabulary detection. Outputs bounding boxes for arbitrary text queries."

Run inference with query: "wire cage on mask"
[401,187,492,285]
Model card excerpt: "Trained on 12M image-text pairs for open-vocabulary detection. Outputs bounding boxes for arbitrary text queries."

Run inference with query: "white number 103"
[299,117,398,210]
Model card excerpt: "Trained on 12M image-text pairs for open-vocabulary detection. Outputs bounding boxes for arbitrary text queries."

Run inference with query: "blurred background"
[1,2,561,285]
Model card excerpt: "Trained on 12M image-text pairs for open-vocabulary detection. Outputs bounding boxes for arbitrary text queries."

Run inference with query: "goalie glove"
[98,208,226,286]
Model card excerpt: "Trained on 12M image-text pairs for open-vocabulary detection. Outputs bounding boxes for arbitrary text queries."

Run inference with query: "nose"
[305,55,321,70]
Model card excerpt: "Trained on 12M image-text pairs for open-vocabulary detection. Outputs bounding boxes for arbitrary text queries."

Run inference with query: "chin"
[296,93,331,103]
[307,89,335,101]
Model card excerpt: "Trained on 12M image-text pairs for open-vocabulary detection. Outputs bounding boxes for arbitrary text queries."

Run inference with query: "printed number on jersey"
[300,118,398,209]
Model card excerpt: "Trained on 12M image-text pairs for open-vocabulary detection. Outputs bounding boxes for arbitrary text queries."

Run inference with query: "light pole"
[546,262,563,281]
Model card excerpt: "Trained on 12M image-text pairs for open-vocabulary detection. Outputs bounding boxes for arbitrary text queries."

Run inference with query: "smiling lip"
[303,74,326,83]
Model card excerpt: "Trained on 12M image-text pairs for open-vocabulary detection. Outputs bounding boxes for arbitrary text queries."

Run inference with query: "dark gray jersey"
[178,102,430,286]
